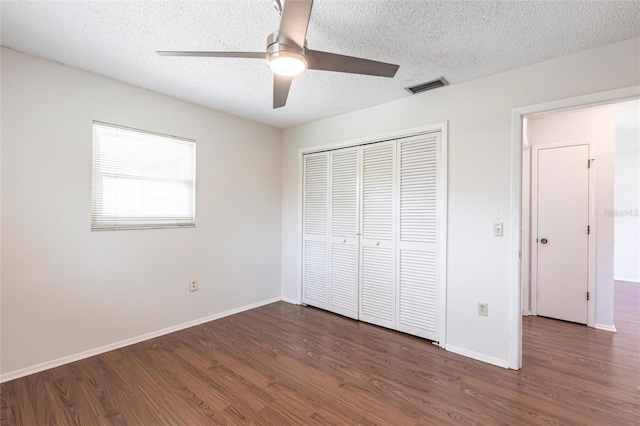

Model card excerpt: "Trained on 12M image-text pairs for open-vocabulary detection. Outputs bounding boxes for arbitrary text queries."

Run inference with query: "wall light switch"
[493,222,503,237]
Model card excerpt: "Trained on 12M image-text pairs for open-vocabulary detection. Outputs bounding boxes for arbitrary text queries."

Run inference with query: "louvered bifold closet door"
[359,141,396,329]
[303,153,330,309]
[329,148,360,319]
[396,133,441,340]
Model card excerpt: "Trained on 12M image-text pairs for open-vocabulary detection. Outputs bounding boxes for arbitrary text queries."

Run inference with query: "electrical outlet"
[189,279,198,292]
[478,303,488,317]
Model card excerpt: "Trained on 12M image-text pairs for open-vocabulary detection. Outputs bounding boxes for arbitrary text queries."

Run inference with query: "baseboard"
[595,323,617,333]
[281,296,299,305]
[0,296,281,383]
[614,277,640,284]
[445,344,510,369]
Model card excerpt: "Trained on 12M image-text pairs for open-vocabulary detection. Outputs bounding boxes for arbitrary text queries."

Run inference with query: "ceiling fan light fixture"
[157,0,399,109]
[268,50,307,76]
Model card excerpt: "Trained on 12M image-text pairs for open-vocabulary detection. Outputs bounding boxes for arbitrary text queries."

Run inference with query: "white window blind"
[91,122,196,230]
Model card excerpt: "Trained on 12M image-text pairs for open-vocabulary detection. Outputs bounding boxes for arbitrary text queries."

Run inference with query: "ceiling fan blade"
[278,0,313,49]
[306,49,399,78]
[157,51,266,58]
[273,74,293,108]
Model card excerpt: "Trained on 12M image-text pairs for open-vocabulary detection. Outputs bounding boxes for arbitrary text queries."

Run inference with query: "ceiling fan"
[157,0,399,109]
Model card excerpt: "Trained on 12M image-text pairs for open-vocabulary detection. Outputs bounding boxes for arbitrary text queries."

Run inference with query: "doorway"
[522,105,615,328]
[512,88,640,371]
[613,100,640,286]
[509,85,640,370]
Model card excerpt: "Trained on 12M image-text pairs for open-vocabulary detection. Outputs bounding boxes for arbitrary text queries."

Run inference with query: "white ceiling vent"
[405,78,449,94]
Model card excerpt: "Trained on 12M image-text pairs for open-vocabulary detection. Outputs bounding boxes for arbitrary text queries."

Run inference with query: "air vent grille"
[405,77,449,94]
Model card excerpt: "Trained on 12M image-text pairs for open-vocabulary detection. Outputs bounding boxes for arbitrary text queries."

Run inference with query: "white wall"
[614,101,640,282]
[281,38,639,365]
[526,106,616,327]
[0,47,283,377]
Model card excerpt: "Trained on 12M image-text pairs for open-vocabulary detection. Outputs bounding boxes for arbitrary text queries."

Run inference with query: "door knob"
[376,241,380,246]
[342,238,346,243]
[540,238,548,244]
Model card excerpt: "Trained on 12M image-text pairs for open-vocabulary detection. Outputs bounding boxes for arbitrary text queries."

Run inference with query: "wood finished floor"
[2,281,638,425]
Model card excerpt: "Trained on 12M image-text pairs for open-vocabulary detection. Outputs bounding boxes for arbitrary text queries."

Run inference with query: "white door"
[302,152,329,309]
[301,129,447,344]
[535,144,590,324]
[359,141,396,329]
[396,133,441,340]
[328,148,360,319]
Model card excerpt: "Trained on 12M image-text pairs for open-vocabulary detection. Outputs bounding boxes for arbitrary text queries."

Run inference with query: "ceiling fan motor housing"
[267,31,306,53]
[266,31,308,76]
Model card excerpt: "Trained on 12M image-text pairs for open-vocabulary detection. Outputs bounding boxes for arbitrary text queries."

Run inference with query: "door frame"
[529,140,596,326]
[297,121,448,347]
[508,85,639,370]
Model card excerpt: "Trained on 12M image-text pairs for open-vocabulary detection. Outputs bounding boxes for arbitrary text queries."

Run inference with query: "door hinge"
[587,291,590,301]
[587,225,590,235]
[588,159,595,168]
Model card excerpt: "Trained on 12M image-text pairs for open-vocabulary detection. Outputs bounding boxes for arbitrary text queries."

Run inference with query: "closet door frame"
[297,122,448,348]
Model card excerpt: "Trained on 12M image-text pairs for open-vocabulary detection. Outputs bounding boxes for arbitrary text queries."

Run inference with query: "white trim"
[513,87,639,118]
[529,140,596,327]
[595,323,617,332]
[296,152,304,304]
[437,125,449,349]
[445,344,510,369]
[281,296,299,304]
[530,145,539,316]
[509,85,640,371]
[298,122,448,155]
[521,134,531,316]
[0,297,281,383]
[587,147,598,328]
[614,277,640,283]
[508,109,523,370]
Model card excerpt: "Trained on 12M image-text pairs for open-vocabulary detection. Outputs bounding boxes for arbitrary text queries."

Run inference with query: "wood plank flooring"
[2,281,638,425]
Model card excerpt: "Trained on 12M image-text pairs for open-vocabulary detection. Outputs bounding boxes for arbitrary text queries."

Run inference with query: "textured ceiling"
[1,1,639,129]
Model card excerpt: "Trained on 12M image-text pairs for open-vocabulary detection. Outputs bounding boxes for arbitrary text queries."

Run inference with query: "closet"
[302,130,445,343]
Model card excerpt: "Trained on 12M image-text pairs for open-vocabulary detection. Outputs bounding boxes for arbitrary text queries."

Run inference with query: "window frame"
[91,121,196,231]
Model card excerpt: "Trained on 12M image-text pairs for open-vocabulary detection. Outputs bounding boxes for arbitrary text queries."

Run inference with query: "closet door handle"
[375,241,380,246]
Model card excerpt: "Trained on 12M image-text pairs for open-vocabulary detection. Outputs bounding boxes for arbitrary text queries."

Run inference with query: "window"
[91,122,196,230]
